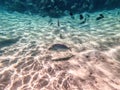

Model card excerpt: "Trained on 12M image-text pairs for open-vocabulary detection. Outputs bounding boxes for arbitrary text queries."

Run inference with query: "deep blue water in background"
[0,0,120,17]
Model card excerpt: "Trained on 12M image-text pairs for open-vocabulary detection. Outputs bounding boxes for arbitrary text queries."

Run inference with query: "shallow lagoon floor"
[0,9,120,90]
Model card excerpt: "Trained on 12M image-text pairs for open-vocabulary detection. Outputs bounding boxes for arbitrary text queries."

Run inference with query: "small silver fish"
[49,44,71,51]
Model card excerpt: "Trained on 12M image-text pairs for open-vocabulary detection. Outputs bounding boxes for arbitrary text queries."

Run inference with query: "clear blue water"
[0,1,120,90]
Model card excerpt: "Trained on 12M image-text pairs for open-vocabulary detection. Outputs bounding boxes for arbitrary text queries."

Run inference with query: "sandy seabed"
[0,8,120,90]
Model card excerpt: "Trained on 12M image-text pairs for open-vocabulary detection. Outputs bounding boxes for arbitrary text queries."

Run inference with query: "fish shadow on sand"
[0,37,20,48]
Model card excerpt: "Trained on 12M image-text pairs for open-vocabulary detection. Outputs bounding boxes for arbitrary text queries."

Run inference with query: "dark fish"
[70,11,73,16]
[96,14,104,20]
[49,44,71,51]
[80,14,84,20]
[59,34,65,39]
[69,11,74,19]
[80,18,86,24]
[57,19,60,27]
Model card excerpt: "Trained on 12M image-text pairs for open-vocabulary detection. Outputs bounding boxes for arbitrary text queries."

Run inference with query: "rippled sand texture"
[0,9,120,90]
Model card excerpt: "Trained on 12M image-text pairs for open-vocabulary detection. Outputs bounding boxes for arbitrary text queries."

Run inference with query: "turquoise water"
[0,2,120,90]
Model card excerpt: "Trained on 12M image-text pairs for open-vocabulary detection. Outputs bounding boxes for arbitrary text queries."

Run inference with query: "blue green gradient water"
[0,8,120,90]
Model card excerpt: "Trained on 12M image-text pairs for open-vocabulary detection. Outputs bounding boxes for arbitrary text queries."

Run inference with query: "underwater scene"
[0,0,120,90]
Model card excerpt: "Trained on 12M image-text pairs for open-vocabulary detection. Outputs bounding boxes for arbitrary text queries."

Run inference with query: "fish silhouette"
[49,44,71,51]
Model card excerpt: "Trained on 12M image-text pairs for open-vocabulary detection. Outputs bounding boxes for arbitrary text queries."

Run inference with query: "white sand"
[0,9,120,90]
